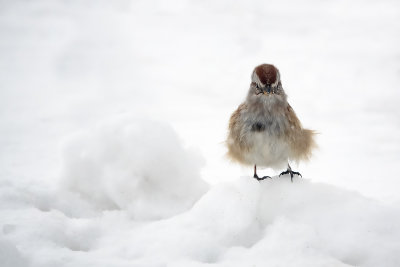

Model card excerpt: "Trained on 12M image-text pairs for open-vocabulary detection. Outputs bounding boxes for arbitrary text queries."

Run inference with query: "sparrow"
[226,64,316,181]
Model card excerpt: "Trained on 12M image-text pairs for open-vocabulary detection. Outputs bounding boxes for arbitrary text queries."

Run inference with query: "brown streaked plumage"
[226,64,316,181]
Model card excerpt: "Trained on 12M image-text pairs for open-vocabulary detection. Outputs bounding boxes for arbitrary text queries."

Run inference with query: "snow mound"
[60,116,209,220]
[81,177,400,267]
[2,175,400,266]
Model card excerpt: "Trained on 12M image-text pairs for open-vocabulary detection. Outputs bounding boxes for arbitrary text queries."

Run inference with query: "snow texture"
[1,0,400,266]
[61,117,208,220]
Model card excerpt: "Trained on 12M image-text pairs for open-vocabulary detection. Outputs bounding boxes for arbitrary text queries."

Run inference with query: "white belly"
[242,132,289,170]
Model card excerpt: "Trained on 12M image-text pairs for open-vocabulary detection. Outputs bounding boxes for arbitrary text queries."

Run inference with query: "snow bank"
[60,116,209,220]
[156,177,400,267]
[2,170,400,266]
[62,177,400,266]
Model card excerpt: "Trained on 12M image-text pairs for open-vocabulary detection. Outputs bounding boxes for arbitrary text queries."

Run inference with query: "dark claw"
[291,171,302,178]
[279,170,302,182]
[253,174,271,181]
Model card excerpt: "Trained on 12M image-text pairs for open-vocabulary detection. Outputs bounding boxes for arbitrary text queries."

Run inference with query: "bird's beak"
[263,86,272,95]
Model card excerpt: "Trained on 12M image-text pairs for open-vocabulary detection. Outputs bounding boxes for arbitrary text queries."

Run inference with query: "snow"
[1,0,400,266]
[2,165,400,266]
[0,237,28,267]
[60,116,208,220]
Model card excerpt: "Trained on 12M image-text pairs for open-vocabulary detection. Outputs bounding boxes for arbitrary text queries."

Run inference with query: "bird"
[226,64,316,181]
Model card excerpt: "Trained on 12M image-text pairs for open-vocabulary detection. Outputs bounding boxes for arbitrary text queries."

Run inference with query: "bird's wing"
[229,103,247,134]
[285,104,302,130]
[227,103,250,162]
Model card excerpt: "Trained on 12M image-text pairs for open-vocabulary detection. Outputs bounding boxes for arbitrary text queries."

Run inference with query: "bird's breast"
[251,122,265,132]
[245,112,289,137]
[242,130,290,169]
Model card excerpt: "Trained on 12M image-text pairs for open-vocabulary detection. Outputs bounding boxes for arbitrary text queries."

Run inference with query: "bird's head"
[250,64,283,95]
[247,64,287,106]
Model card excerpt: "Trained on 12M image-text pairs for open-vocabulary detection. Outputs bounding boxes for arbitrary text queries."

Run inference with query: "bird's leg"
[253,164,271,181]
[279,163,302,182]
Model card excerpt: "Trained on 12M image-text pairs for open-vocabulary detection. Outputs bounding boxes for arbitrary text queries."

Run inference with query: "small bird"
[226,64,316,181]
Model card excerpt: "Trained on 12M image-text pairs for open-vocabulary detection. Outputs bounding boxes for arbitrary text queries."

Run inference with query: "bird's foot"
[279,170,302,182]
[253,174,271,181]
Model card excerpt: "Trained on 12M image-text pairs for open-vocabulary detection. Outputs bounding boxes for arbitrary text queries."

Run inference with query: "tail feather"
[290,128,317,162]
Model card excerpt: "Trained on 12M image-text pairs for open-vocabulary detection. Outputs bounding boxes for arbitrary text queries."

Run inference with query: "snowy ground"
[1,0,400,266]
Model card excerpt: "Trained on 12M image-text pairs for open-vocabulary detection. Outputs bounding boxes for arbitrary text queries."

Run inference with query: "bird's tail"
[290,129,318,162]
